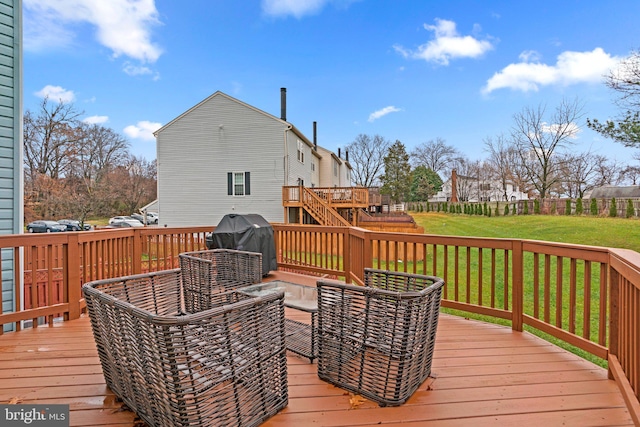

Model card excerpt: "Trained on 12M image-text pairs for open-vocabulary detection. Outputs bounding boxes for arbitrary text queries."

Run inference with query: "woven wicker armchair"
[317,268,445,406]
[179,249,262,312]
[83,269,288,427]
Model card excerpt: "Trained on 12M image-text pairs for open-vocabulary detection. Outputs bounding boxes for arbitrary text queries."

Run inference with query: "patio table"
[240,281,318,362]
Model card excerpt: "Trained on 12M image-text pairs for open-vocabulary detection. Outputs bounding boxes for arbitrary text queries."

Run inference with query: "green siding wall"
[0,0,21,332]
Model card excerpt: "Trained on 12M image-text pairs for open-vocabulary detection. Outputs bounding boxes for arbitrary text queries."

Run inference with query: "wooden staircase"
[300,187,351,226]
[282,186,369,226]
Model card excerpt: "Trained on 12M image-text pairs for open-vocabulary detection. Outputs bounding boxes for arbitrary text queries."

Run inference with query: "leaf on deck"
[349,393,367,409]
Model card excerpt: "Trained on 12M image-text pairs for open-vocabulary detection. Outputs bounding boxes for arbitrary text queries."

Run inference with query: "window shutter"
[227,172,233,195]
[245,172,251,195]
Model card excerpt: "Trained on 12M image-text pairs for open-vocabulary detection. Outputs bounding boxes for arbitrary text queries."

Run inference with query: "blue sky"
[22,0,640,164]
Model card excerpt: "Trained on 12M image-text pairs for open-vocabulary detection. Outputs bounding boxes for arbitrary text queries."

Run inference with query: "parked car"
[108,216,141,225]
[147,212,159,224]
[105,219,144,229]
[26,220,67,233]
[130,213,155,225]
[58,219,93,231]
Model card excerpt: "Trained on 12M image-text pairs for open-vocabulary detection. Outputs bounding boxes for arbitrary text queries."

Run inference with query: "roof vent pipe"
[345,149,349,162]
[280,88,286,121]
[338,148,341,158]
[313,121,317,150]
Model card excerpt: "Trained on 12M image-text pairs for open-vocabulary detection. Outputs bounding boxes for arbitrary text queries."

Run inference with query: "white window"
[297,140,305,163]
[227,172,250,196]
[311,160,315,172]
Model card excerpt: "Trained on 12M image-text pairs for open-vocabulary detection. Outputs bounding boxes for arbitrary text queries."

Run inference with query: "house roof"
[590,185,640,198]
[153,90,315,149]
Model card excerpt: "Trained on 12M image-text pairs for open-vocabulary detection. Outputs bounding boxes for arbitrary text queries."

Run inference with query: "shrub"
[437,203,441,212]
[627,199,635,218]
[426,202,430,212]
[576,198,583,215]
[565,199,572,215]
[483,202,488,216]
[494,203,499,217]
[523,201,529,215]
[512,204,516,215]
[551,201,557,215]
[534,199,540,214]
[590,198,598,215]
[610,198,617,217]
[504,204,510,215]
[487,207,491,217]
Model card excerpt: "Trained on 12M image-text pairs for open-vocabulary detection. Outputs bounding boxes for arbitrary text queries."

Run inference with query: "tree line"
[345,49,640,204]
[24,98,156,224]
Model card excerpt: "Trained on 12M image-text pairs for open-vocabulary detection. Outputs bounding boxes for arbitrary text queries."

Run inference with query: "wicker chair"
[83,269,288,427]
[316,268,445,406]
[179,249,262,312]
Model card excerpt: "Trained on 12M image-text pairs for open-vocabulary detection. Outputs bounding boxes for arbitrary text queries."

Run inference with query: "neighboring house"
[433,174,528,203]
[2,0,22,332]
[588,185,640,199]
[315,145,352,188]
[155,89,351,226]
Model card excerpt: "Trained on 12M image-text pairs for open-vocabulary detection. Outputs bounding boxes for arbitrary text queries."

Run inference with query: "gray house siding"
[157,93,287,226]
[286,133,312,187]
[0,0,20,331]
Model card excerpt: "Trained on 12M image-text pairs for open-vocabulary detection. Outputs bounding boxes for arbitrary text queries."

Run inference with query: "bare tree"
[510,98,584,199]
[411,137,460,178]
[345,134,391,187]
[484,134,519,201]
[557,152,613,198]
[587,49,640,147]
[23,97,83,182]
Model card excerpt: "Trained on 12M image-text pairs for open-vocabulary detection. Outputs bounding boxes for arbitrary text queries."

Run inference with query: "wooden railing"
[0,224,638,422]
[282,186,369,208]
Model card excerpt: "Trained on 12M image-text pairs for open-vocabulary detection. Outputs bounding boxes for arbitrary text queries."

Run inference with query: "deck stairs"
[301,187,351,227]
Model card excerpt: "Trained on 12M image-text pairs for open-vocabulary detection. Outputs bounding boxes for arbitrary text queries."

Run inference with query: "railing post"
[608,265,620,380]
[344,227,351,283]
[511,240,524,332]
[133,229,143,275]
[65,233,81,321]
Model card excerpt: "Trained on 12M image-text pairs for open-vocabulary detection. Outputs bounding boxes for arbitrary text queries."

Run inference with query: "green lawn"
[410,211,640,368]
[413,212,640,252]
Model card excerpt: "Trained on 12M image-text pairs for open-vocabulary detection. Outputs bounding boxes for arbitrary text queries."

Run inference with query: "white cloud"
[262,0,358,18]
[83,115,109,124]
[483,48,619,94]
[124,121,162,141]
[368,106,401,122]
[35,85,75,103]
[24,0,163,63]
[394,18,494,65]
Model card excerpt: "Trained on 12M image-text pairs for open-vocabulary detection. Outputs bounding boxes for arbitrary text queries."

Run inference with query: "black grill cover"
[207,214,277,276]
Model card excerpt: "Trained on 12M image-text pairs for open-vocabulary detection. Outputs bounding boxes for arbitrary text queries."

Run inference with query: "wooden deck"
[0,271,633,426]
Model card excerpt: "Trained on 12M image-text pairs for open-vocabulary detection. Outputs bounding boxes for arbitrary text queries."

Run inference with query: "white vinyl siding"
[157,93,286,226]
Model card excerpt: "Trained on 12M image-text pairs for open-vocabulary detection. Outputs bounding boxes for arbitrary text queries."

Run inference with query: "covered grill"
[207,213,277,276]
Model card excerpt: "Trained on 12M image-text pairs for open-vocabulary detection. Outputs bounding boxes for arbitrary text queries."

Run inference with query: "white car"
[109,216,140,225]
[106,219,144,228]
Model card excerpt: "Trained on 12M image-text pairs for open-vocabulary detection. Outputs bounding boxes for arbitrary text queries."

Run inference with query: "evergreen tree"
[523,201,529,215]
[512,204,517,215]
[565,199,572,215]
[627,199,635,218]
[409,165,443,202]
[576,198,583,215]
[534,199,540,214]
[504,204,509,215]
[610,198,617,217]
[380,140,411,204]
[590,198,598,215]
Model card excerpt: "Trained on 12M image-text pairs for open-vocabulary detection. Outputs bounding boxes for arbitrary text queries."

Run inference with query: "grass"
[410,211,640,368]
[413,212,640,252]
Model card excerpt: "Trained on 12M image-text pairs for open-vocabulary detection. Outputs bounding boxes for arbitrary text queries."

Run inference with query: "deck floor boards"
[0,271,633,426]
